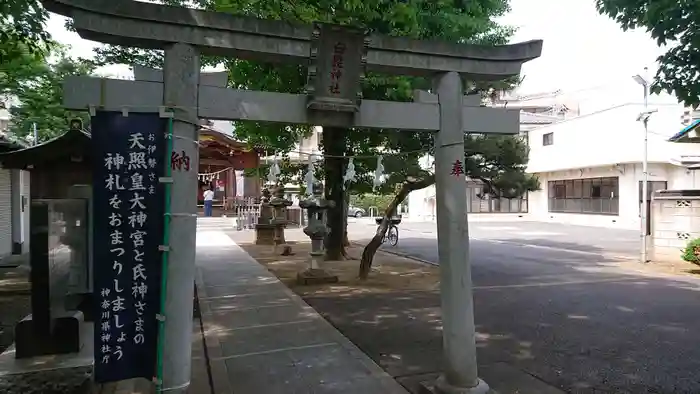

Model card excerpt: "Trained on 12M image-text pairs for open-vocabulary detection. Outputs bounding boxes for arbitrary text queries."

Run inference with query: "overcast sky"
[46,0,675,104]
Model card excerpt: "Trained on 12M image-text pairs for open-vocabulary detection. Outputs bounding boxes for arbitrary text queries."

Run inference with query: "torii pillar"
[431,72,487,393]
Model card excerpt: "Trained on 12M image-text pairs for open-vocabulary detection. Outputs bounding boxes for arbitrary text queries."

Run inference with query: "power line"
[530,101,687,131]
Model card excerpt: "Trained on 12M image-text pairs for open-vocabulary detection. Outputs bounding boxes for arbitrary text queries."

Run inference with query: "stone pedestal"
[296,268,339,285]
[14,311,85,359]
[255,188,275,245]
[296,182,338,285]
[255,225,275,245]
[270,186,292,248]
[419,378,492,394]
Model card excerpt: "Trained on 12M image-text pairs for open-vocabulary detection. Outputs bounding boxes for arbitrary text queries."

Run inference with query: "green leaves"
[681,237,700,265]
[596,0,700,107]
[464,134,539,198]
[0,0,52,65]
[3,46,95,142]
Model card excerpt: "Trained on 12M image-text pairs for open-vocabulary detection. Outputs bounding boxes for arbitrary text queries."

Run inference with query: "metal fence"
[232,197,260,230]
[231,197,307,230]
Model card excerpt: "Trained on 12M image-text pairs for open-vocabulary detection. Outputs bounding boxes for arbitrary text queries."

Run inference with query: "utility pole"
[633,67,652,263]
[32,123,38,146]
[641,68,649,264]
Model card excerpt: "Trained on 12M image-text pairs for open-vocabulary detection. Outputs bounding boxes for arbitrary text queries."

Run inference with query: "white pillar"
[432,72,489,394]
[10,170,22,252]
[161,43,200,393]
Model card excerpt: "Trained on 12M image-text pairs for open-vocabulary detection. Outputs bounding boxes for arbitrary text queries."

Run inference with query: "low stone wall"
[650,190,700,262]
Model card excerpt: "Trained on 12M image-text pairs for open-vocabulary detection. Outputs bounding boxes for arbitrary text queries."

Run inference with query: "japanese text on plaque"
[92,112,165,383]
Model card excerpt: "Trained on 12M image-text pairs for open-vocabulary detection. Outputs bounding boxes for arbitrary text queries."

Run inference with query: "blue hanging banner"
[92,111,166,383]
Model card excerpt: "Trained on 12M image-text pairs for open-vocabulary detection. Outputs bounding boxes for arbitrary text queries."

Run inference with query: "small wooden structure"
[0,129,92,199]
[0,129,92,358]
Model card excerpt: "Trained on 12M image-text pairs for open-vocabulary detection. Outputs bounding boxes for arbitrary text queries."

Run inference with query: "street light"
[633,68,651,263]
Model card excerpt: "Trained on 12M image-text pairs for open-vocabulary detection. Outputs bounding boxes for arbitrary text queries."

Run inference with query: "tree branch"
[358,173,435,279]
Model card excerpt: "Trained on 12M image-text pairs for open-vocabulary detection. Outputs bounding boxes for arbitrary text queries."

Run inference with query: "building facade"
[526,101,700,230]
[0,128,31,265]
[408,92,566,220]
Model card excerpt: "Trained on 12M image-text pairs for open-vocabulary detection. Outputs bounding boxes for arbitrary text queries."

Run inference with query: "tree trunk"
[323,127,347,261]
[359,174,435,279]
[342,188,351,247]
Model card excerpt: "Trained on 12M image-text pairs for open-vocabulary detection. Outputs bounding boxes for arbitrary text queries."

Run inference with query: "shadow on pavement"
[310,236,700,394]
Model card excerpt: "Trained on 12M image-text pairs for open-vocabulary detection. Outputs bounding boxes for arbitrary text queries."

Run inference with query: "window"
[554,184,566,198]
[548,177,619,215]
[542,132,554,146]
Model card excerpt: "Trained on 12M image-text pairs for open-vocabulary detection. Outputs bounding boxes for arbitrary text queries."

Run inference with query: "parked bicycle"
[375,216,401,246]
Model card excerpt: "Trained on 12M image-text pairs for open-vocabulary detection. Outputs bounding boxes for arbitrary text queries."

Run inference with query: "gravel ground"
[0,293,30,354]
[0,266,31,354]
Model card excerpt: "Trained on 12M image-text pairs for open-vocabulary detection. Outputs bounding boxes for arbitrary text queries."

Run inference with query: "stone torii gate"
[45,0,542,393]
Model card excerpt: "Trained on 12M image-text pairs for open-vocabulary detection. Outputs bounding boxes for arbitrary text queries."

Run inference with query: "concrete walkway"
[194,219,408,394]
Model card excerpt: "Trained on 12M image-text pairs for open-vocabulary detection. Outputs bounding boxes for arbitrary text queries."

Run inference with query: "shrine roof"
[0,133,27,153]
[200,127,242,147]
[198,126,260,170]
[199,126,258,152]
[0,128,92,169]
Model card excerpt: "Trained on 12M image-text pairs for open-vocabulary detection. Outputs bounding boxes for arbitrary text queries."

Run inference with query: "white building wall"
[524,99,700,229]
[0,169,12,257]
[20,170,30,251]
[529,163,700,230]
[527,103,692,174]
[665,166,700,189]
[403,101,700,225]
[408,154,435,219]
[408,184,436,220]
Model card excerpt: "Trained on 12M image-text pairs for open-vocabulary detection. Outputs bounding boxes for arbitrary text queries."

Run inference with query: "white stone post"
[432,72,489,394]
[161,43,201,393]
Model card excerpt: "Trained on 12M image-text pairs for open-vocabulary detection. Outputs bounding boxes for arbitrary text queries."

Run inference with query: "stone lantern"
[296,181,338,285]
[254,188,275,245]
[269,185,292,249]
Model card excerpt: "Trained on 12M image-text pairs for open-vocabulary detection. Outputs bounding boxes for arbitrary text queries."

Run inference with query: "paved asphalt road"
[346,219,700,393]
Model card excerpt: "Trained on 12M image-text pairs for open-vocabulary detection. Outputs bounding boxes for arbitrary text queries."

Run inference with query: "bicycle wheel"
[387,225,399,246]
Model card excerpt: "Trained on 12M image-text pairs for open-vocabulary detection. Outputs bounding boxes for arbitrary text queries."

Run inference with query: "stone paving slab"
[194,240,409,394]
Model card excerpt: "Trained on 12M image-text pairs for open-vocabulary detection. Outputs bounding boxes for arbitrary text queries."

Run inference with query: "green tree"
[350,194,399,214]
[86,0,538,268]
[358,133,537,279]
[2,46,95,141]
[0,0,52,65]
[596,1,700,106]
